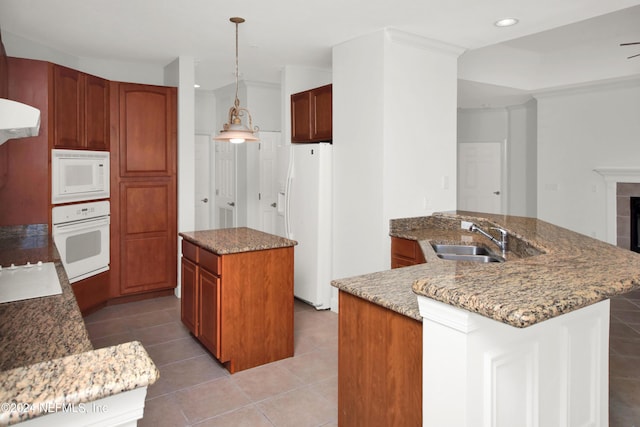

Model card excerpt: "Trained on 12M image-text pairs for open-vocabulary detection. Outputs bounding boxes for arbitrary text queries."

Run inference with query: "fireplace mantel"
[594,168,640,245]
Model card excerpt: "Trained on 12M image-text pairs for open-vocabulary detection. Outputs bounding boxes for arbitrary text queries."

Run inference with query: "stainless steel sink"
[431,244,492,256]
[431,244,505,263]
[436,253,504,263]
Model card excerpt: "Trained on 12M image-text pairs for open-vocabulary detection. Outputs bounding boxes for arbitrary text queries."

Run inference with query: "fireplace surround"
[630,197,640,253]
[594,168,640,249]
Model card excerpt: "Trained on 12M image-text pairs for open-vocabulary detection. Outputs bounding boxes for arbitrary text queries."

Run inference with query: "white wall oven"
[52,201,110,283]
[51,149,110,204]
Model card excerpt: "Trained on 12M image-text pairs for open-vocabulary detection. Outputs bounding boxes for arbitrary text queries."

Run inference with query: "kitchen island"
[332,211,640,426]
[0,225,158,426]
[179,227,297,373]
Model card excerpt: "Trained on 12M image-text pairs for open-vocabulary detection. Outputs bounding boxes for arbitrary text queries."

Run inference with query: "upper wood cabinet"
[291,84,332,143]
[117,83,177,177]
[52,65,109,150]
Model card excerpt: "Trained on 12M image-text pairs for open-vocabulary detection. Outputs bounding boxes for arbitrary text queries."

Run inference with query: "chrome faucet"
[468,224,508,254]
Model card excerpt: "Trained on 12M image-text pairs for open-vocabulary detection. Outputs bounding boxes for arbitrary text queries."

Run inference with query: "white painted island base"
[417,297,610,427]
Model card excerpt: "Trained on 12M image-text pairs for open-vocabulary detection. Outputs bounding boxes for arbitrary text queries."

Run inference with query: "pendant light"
[214,17,259,143]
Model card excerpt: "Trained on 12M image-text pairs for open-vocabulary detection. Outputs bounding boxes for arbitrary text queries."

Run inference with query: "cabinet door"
[391,237,426,268]
[291,91,311,142]
[85,75,109,150]
[119,180,177,295]
[181,257,199,335]
[199,268,221,360]
[53,65,84,148]
[310,84,332,141]
[118,83,177,177]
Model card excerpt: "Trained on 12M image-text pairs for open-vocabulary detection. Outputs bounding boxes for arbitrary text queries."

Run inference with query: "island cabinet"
[391,236,426,268]
[339,291,422,426]
[291,83,332,143]
[52,64,109,150]
[180,228,296,374]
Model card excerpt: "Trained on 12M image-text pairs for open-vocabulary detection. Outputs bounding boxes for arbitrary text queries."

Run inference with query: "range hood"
[0,98,41,145]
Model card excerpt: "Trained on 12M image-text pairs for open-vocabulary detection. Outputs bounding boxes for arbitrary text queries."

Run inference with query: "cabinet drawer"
[182,239,198,263]
[200,248,221,276]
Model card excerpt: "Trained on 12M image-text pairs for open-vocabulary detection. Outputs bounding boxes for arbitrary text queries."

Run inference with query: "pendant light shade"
[214,17,259,143]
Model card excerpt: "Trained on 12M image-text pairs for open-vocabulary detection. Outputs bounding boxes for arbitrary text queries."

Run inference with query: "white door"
[194,134,211,230]
[215,141,236,228]
[458,142,503,214]
[258,132,279,234]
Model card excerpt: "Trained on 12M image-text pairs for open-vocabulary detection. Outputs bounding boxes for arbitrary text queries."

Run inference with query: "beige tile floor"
[85,291,640,426]
[85,297,338,427]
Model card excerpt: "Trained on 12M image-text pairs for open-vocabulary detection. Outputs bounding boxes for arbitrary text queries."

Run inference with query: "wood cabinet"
[110,82,177,299]
[291,84,332,143]
[391,236,426,268]
[180,238,294,373]
[52,65,109,150]
[181,256,198,334]
[0,58,50,226]
[71,271,110,316]
[339,290,422,426]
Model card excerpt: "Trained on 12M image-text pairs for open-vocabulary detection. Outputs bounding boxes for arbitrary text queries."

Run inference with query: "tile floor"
[609,289,640,426]
[84,297,338,427]
[85,291,640,426]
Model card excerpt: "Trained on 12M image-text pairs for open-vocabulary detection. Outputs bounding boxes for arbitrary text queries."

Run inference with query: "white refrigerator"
[285,143,332,310]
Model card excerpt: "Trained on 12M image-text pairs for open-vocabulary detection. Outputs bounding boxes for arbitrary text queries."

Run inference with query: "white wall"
[536,78,640,240]
[333,30,386,280]
[457,103,537,217]
[457,108,507,142]
[333,29,461,290]
[195,90,216,134]
[4,30,166,85]
[507,100,537,217]
[164,56,195,297]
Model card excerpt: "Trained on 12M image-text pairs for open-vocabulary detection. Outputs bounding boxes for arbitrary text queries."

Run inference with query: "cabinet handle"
[227,202,235,207]
[201,198,208,203]
[271,202,277,208]
[493,191,501,195]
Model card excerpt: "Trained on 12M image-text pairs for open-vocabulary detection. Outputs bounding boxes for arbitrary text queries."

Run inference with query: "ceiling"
[1,0,640,103]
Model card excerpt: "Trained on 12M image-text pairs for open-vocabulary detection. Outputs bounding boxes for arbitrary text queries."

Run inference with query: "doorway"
[457,141,505,214]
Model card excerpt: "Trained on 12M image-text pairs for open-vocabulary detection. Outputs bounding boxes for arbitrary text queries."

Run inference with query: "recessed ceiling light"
[494,17,519,27]
[194,84,201,88]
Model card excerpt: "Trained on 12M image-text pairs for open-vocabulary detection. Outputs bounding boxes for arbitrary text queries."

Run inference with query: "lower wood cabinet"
[391,236,426,268]
[71,271,110,316]
[180,239,294,373]
[338,290,422,426]
[198,268,221,359]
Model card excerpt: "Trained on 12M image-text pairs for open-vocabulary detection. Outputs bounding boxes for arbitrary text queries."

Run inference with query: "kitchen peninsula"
[333,211,640,426]
[179,227,297,373]
[0,225,158,426]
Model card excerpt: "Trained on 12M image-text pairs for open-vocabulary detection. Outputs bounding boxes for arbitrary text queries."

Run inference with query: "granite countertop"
[180,227,297,255]
[332,211,640,328]
[0,225,159,426]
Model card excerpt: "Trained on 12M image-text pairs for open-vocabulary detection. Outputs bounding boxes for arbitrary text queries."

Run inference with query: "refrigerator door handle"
[284,145,294,239]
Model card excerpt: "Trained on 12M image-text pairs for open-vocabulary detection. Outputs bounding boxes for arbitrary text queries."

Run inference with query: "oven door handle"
[52,217,110,234]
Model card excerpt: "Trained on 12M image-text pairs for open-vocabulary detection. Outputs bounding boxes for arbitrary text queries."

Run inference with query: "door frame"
[457,139,509,215]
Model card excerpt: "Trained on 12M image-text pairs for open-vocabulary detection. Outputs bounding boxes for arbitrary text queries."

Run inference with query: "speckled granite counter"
[0,225,158,426]
[180,227,297,254]
[332,211,640,327]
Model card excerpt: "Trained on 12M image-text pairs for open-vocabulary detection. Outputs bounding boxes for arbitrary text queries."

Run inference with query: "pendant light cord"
[234,20,240,109]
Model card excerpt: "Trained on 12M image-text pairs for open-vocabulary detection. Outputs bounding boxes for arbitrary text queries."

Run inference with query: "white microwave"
[51,149,110,204]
